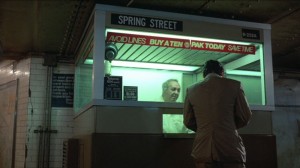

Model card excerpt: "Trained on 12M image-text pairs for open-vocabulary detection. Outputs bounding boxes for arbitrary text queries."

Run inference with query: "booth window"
[90,29,265,104]
[77,27,265,113]
[74,22,94,113]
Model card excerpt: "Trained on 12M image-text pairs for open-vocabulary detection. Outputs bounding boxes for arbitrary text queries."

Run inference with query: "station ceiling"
[0,0,299,72]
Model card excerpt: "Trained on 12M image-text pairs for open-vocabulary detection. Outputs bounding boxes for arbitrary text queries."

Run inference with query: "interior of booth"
[75,28,265,133]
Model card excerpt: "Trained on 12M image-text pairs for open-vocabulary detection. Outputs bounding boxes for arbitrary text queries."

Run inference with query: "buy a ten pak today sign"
[106,32,256,55]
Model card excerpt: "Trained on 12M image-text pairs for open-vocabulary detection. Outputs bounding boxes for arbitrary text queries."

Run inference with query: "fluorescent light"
[225,70,261,76]
[84,59,261,74]
[111,60,199,71]
[84,59,93,64]
[84,59,198,71]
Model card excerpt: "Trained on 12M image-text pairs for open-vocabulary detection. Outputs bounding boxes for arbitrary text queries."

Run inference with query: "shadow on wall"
[273,75,300,168]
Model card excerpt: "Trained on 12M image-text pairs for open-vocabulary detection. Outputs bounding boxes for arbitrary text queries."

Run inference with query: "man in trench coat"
[183,60,252,168]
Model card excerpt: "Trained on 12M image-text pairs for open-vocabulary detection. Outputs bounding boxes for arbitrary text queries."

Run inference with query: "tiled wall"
[25,58,47,167]
[0,59,30,168]
[50,62,75,167]
[0,58,75,168]
[273,73,300,168]
[25,58,75,168]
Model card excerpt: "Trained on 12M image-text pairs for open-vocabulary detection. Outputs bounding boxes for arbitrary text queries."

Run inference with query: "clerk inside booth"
[73,4,276,168]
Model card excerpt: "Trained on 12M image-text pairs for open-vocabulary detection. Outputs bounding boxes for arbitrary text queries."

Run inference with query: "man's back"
[188,74,239,131]
[184,73,251,163]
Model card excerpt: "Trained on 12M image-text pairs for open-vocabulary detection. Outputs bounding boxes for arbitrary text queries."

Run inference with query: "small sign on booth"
[104,76,122,100]
[124,86,138,101]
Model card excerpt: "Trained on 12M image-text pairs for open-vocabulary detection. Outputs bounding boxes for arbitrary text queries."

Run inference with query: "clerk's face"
[164,81,180,102]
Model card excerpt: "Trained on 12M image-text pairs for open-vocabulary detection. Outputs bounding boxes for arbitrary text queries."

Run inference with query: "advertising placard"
[190,40,255,54]
[106,32,256,54]
[106,32,190,49]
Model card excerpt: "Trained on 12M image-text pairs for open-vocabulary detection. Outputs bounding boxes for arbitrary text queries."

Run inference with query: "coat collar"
[204,73,222,81]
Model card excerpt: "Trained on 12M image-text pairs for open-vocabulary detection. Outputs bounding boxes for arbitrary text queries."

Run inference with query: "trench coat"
[183,73,252,163]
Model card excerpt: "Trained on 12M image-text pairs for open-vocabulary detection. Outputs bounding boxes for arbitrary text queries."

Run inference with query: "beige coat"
[183,73,252,163]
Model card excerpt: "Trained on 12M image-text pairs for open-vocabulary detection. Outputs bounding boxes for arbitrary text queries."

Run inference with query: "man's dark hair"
[203,60,224,78]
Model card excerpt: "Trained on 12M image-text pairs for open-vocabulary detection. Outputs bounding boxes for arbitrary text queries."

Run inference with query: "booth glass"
[74,5,274,134]
[86,28,266,105]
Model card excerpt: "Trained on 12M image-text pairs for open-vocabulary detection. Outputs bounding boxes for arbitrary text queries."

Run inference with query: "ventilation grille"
[62,139,79,168]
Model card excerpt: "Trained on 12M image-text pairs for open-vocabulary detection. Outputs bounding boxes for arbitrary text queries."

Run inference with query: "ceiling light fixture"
[225,70,261,76]
[84,59,199,72]
[111,60,199,71]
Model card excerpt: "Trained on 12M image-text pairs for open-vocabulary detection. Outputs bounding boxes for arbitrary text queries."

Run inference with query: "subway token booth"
[73,4,276,168]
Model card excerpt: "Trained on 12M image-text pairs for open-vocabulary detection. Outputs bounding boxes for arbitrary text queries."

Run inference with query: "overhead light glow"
[84,59,93,64]
[84,59,199,71]
[111,60,199,71]
[225,70,261,76]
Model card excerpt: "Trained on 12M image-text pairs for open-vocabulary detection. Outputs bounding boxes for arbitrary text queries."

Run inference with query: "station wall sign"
[51,74,74,107]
